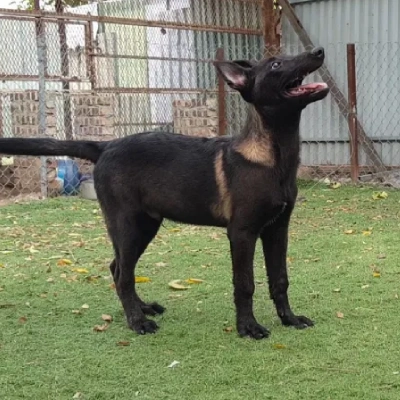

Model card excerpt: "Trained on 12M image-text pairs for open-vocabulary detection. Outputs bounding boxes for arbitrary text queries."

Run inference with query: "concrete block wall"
[0,91,116,198]
[72,94,115,141]
[173,97,218,138]
[10,91,57,138]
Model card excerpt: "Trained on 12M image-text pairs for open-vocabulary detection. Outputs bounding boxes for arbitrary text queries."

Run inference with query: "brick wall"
[72,93,115,141]
[11,91,57,138]
[0,91,116,198]
[173,97,218,138]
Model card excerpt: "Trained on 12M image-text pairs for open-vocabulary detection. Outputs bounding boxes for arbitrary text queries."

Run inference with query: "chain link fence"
[0,0,399,204]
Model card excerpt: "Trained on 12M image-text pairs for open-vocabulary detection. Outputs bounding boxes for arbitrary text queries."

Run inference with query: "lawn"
[0,182,399,400]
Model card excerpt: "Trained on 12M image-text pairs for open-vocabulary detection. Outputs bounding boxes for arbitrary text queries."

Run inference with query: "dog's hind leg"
[108,212,164,334]
[110,257,165,316]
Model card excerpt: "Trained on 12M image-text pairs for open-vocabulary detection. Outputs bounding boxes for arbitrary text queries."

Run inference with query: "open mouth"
[285,74,328,97]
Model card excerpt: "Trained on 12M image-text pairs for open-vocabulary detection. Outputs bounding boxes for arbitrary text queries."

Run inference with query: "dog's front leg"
[260,206,314,329]
[228,225,270,339]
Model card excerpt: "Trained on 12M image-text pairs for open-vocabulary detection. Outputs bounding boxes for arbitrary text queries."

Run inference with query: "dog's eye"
[271,62,281,70]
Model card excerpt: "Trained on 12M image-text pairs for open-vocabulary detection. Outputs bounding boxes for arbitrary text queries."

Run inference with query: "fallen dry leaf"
[71,268,89,274]
[186,278,204,284]
[372,191,388,200]
[101,314,113,322]
[28,246,39,254]
[0,251,14,254]
[85,275,100,283]
[93,323,109,332]
[72,309,81,314]
[72,392,82,399]
[377,254,386,259]
[81,304,90,309]
[57,258,73,266]
[273,343,287,349]
[330,182,341,189]
[168,280,189,290]
[336,312,344,319]
[0,263,5,268]
[362,284,370,289]
[60,273,67,278]
[167,360,180,368]
[18,316,27,324]
[373,271,381,278]
[135,276,151,283]
[362,230,372,236]
[223,326,233,333]
[333,288,341,293]
[169,228,181,233]
[155,262,167,268]
[168,293,183,299]
[46,277,54,283]
[344,229,354,235]
[117,341,130,347]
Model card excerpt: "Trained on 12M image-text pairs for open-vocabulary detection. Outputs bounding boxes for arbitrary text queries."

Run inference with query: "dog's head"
[214,47,329,111]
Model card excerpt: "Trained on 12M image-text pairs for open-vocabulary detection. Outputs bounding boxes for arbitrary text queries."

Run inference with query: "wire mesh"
[0,0,399,204]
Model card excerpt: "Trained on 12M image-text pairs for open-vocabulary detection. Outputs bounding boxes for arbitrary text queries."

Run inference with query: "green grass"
[1,183,400,400]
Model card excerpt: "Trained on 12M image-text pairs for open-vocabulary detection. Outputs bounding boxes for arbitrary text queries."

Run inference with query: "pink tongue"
[290,82,328,94]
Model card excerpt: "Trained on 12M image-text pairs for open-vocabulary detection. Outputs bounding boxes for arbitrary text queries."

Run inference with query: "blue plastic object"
[57,159,81,195]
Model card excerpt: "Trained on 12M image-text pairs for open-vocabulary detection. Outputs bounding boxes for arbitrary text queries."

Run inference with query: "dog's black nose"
[311,47,324,58]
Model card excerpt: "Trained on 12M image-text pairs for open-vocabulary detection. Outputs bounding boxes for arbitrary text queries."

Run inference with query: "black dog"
[0,48,329,339]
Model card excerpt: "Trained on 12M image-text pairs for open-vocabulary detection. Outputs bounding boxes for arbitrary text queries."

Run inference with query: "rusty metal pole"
[347,43,359,183]
[216,48,226,136]
[262,0,279,56]
[84,20,96,89]
[55,0,73,140]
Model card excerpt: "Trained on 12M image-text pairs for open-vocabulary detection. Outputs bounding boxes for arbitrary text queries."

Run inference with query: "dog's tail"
[0,138,108,163]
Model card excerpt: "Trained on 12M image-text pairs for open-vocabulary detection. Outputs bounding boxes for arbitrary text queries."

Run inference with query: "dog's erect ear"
[213,61,252,91]
[232,60,256,69]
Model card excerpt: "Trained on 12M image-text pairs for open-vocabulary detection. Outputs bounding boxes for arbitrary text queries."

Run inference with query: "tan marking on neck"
[212,150,232,222]
[234,107,275,167]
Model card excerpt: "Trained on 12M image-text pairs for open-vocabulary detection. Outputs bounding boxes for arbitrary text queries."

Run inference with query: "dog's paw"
[141,302,166,316]
[282,315,314,329]
[238,320,270,340]
[131,319,159,335]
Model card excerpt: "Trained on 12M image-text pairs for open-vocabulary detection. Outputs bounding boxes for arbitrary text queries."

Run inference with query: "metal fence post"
[55,0,73,141]
[34,0,48,198]
[216,48,226,136]
[347,43,359,183]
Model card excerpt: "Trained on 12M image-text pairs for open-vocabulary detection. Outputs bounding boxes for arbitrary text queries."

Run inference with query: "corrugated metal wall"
[283,0,400,166]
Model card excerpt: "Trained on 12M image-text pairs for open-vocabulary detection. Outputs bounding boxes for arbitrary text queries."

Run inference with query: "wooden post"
[347,44,359,182]
[216,48,226,136]
[262,0,279,56]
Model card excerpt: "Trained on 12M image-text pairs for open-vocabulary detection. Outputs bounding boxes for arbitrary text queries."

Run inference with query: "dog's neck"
[238,105,301,150]
[234,105,301,173]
